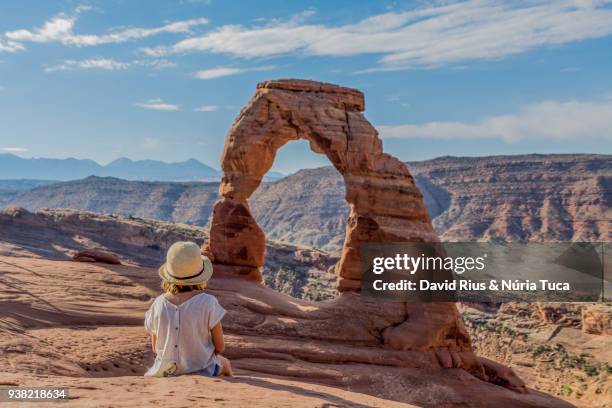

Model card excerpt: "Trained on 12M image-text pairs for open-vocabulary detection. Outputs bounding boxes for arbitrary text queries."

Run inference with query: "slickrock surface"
[205,79,437,293]
[0,206,336,301]
[0,372,417,408]
[0,207,573,406]
[0,253,570,407]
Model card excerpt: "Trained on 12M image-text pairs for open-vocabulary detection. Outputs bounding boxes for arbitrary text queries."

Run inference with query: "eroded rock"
[0,207,575,406]
[202,79,522,388]
[205,79,437,290]
[73,250,121,265]
[582,304,612,335]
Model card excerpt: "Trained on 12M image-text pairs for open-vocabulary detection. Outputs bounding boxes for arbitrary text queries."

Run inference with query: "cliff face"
[411,154,611,243]
[251,154,611,251]
[4,154,610,253]
[250,167,348,252]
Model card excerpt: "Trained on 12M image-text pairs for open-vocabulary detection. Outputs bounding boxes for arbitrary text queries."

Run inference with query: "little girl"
[144,241,232,377]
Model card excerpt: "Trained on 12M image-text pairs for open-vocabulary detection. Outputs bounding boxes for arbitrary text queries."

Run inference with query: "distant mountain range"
[0,154,284,181]
[2,154,609,252]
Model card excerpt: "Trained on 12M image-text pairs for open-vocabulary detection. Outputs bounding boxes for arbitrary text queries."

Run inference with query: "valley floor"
[463,304,611,407]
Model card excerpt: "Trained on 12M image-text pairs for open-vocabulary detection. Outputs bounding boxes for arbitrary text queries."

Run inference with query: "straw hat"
[159,242,213,285]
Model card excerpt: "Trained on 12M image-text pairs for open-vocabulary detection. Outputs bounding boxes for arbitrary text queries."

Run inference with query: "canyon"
[3,153,610,252]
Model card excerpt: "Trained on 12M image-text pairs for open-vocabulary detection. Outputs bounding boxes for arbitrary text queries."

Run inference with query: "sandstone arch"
[200,80,539,392]
[204,79,438,291]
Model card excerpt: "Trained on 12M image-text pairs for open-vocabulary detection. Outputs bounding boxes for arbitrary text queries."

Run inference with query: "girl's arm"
[211,322,225,354]
[151,334,156,353]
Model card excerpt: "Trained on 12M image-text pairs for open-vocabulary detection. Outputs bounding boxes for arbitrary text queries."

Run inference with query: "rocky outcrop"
[0,206,335,299]
[204,79,437,293]
[200,79,533,395]
[410,155,611,243]
[0,252,571,407]
[479,356,526,392]
[535,303,582,327]
[73,249,121,264]
[0,205,575,407]
[582,305,612,335]
[463,302,611,407]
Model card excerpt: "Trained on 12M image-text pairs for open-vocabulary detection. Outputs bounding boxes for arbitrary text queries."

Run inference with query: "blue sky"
[1,0,611,174]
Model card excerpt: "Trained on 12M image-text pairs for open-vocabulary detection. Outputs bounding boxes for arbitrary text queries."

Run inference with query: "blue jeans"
[190,363,220,377]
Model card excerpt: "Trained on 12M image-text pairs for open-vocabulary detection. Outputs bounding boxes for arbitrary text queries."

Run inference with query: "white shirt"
[144,292,226,376]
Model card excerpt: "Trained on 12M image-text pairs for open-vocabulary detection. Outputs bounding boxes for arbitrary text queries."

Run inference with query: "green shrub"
[561,384,572,397]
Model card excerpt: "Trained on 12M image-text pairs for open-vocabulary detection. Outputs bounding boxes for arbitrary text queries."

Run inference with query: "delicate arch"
[203,79,438,291]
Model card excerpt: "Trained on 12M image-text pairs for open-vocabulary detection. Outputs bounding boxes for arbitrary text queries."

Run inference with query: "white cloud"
[378,99,612,142]
[0,39,24,53]
[4,6,207,48]
[0,147,28,153]
[193,65,275,79]
[135,98,180,111]
[135,59,177,70]
[194,105,218,112]
[146,0,612,70]
[45,58,130,72]
[44,58,176,72]
[193,66,241,79]
[140,46,170,57]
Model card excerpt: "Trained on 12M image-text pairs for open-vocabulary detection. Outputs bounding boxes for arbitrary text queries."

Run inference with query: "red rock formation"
[73,249,121,265]
[536,302,568,324]
[582,305,612,335]
[0,253,572,407]
[1,208,574,407]
[204,79,437,290]
[203,79,503,384]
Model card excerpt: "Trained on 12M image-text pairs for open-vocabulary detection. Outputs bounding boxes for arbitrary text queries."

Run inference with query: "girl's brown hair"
[161,280,206,294]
